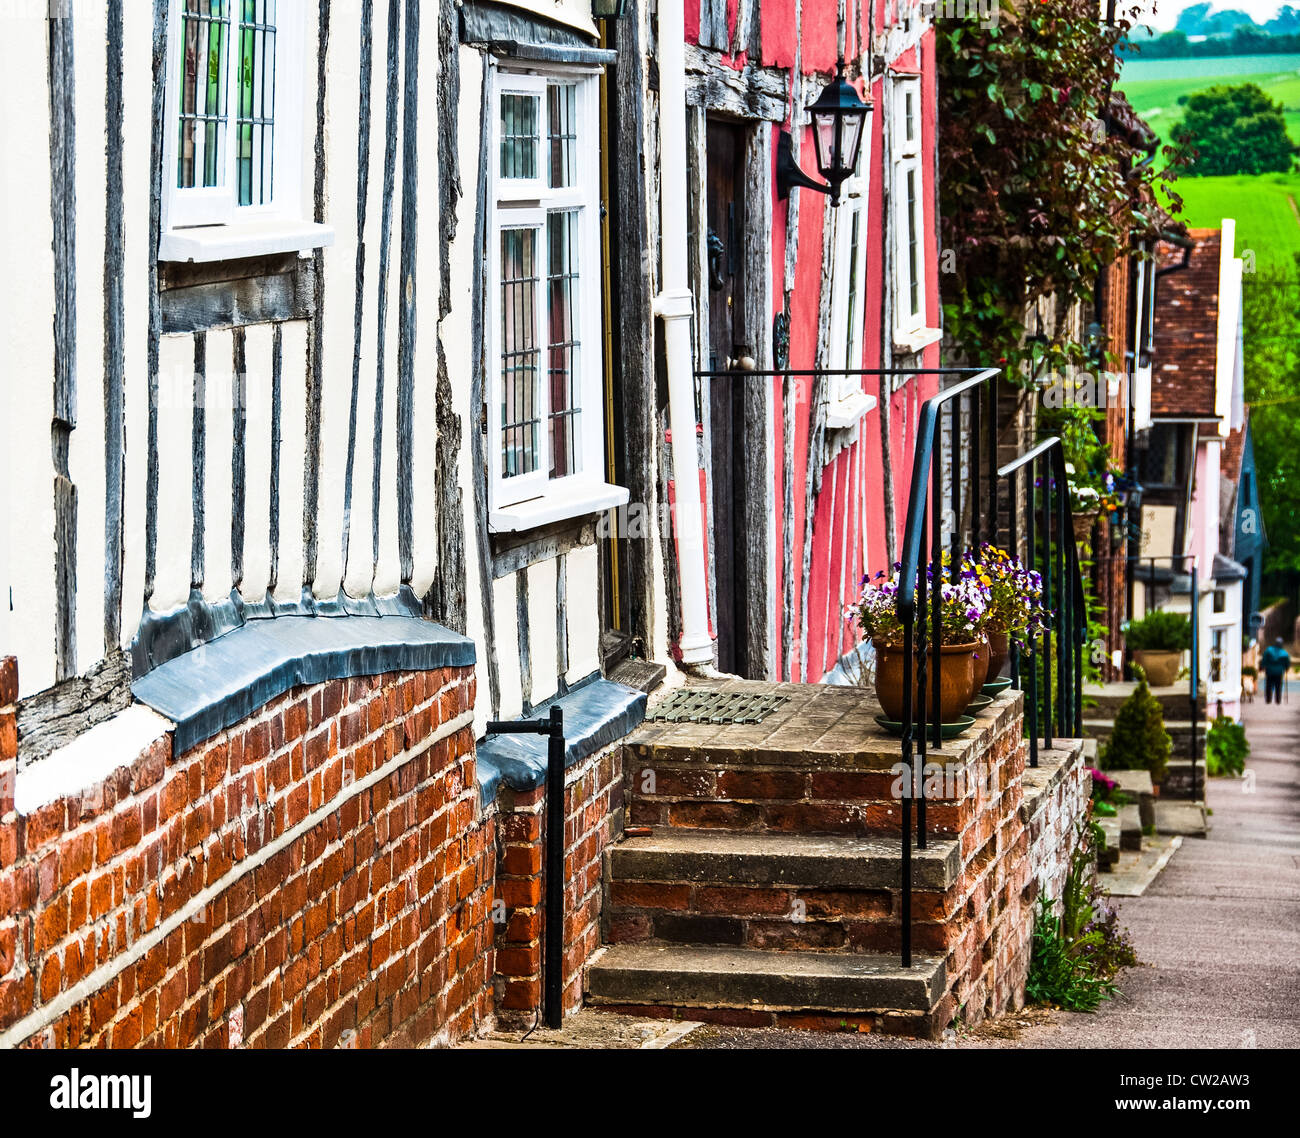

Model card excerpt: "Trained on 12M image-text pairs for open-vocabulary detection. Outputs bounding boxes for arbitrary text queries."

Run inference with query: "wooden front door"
[705,120,752,677]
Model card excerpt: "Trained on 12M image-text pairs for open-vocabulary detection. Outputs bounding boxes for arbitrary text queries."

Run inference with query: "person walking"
[1261,637,1291,705]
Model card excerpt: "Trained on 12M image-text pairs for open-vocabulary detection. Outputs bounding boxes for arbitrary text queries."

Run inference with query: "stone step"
[606,830,961,955]
[1084,684,1203,719]
[1108,770,1155,830]
[1084,719,1206,744]
[1096,817,1121,871]
[1160,758,1212,800]
[1118,803,1143,851]
[1154,800,1209,837]
[625,691,1023,839]
[586,942,947,1019]
[610,829,960,893]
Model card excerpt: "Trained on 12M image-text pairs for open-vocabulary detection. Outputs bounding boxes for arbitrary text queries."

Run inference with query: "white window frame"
[160,0,332,261]
[890,74,938,354]
[826,150,878,429]
[486,61,627,533]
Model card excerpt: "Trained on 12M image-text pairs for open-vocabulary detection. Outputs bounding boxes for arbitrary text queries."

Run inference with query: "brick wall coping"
[14,704,173,815]
[477,676,645,803]
[131,615,475,755]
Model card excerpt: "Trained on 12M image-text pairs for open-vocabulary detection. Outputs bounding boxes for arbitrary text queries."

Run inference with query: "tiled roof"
[1151,228,1221,419]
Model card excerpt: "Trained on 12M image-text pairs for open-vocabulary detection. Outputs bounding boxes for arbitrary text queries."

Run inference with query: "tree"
[1243,264,1300,591]
[1174,3,1214,35]
[1176,84,1298,176]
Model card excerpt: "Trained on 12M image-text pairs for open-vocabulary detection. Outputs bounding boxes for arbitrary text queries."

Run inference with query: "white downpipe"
[654,0,714,665]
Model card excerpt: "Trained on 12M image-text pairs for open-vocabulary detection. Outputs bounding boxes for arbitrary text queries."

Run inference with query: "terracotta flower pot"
[1133,649,1181,688]
[872,639,982,723]
[985,628,1010,680]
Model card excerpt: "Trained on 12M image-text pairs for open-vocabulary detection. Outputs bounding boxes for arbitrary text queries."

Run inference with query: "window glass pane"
[906,165,919,317]
[501,227,541,479]
[500,93,539,180]
[547,210,582,478]
[843,207,861,375]
[178,0,231,190]
[237,0,276,206]
[547,84,577,189]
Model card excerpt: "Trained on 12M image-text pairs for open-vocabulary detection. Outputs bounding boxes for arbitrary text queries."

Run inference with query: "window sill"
[825,390,878,430]
[159,219,335,264]
[892,325,943,355]
[489,481,629,534]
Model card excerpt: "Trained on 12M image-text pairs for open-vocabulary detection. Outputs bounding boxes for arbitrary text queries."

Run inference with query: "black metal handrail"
[894,371,1086,967]
[484,707,566,1029]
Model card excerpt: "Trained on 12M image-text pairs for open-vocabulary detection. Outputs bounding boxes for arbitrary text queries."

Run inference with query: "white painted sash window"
[826,147,878,429]
[160,0,332,261]
[488,64,627,532]
[890,74,938,354]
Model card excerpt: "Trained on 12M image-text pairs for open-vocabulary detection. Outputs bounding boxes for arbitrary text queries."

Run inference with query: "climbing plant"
[936,0,1184,384]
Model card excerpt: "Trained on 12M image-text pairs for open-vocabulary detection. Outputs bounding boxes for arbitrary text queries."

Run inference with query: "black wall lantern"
[591,0,626,18]
[777,57,871,206]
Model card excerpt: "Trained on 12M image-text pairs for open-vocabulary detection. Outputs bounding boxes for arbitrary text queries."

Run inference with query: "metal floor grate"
[645,688,790,725]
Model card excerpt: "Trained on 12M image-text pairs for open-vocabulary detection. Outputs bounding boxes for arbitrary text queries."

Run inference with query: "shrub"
[1205,715,1249,777]
[1125,610,1192,653]
[1101,670,1171,784]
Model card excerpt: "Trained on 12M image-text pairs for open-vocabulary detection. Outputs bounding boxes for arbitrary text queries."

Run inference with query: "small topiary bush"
[1101,669,1171,784]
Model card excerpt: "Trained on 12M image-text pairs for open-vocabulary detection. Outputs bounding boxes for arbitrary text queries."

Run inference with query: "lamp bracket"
[776,130,831,202]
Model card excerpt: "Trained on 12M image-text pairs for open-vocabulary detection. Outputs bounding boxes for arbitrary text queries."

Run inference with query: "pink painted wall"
[690,13,941,681]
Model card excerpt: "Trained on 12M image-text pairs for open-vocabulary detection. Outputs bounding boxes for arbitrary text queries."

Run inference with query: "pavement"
[458,698,1300,1051]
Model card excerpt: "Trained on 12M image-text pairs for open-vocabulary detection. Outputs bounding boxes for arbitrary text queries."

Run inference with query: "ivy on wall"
[936,1,1182,384]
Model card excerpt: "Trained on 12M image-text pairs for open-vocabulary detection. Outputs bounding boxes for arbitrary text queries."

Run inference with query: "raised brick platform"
[587,680,1089,1037]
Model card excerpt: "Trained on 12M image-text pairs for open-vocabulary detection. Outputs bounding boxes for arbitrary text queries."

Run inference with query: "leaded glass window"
[165,0,304,235]
[501,94,540,181]
[177,0,231,191]
[547,209,581,478]
[500,226,542,480]
[236,0,277,207]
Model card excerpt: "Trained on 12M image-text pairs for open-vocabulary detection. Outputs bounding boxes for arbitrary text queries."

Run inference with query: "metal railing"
[894,370,1087,967]
[484,706,567,1029]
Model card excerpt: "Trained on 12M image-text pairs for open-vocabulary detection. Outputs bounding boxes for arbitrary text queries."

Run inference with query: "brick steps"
[585,681,1062,1038]
[586,943,947,1031]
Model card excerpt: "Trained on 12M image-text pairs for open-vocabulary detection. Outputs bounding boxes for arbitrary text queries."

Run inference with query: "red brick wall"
[494,744,624,1025]
[0,658,495,1049]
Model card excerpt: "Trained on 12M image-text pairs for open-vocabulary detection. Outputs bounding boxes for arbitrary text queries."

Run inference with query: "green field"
[1117,54,1300,273]
[1158,172,1300,271]
[1118,53,1300,144]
